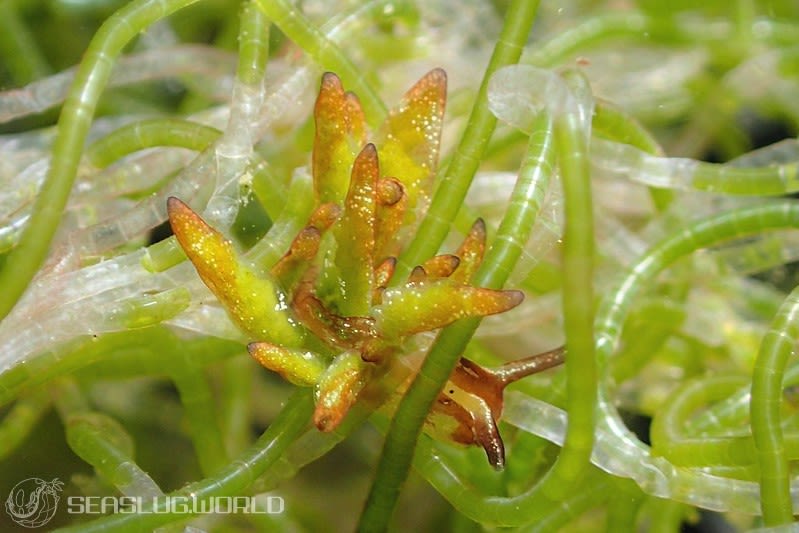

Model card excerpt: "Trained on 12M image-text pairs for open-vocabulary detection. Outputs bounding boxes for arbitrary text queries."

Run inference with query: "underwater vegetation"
[3,0,799,531]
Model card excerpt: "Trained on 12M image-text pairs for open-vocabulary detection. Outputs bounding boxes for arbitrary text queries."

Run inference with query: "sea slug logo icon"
[5,478,64,528]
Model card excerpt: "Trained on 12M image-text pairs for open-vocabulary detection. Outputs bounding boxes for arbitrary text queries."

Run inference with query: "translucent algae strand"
[85,119,221,169]
[0,0,202,321]
[0,0,392,384]
[57,390,313,532]
[591,201,799,511]
[488,61,599,504]
[687,356,799,438]
[236,1,270,88]
[171,367,229,477]
[0,1,50,85]
[419,201,799,522]
[358,1,543,529]
[53,379,164,499]
[0,389,50,460]
[751,286,799,525]
[595,201,799,363]
[525,12,652,67]
[501,389,799,515]
[0,45,235,124]
[412,424,614,526]
[546,67,596,499]
[592,138,799,195]
[650,375,783,467]
[203,0,270,230]
[409,69,595,528]
[591,99,663,156]
[254,0,386,123]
